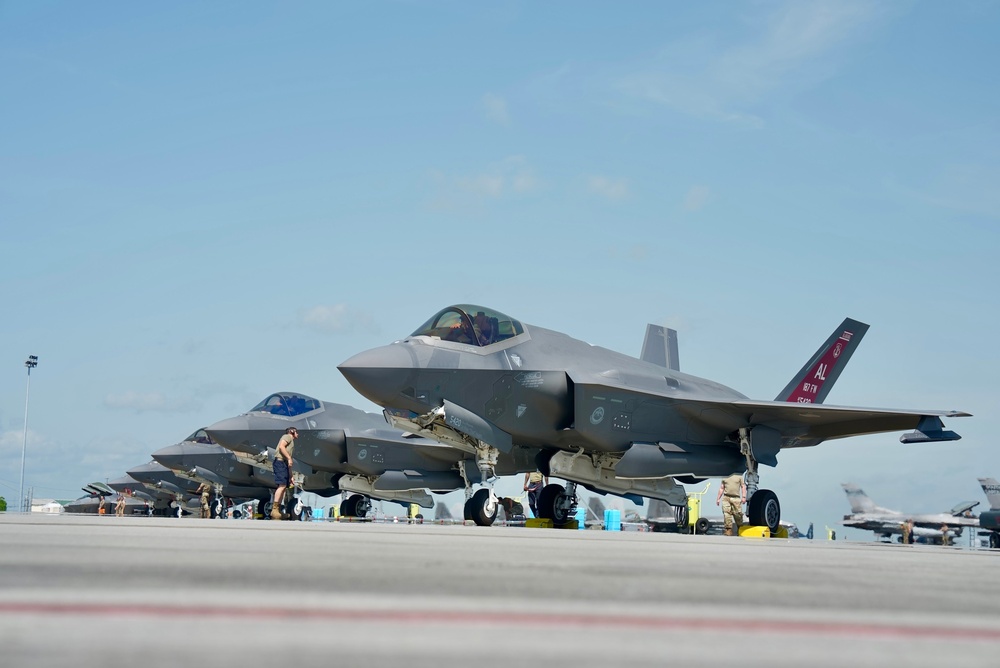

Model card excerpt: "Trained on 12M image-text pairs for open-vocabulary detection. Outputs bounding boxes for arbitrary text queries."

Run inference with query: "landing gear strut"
[460,442,500,526]
[739,427,781,532]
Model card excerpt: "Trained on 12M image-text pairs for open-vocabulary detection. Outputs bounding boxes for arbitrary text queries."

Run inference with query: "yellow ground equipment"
[686,482,712,534]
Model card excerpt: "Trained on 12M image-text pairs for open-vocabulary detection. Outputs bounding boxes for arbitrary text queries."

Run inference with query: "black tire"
[538,484,573,525]
[748,489,781,532]
[341,494,369,518]
[263,501,274,519]
[299,506,312,522]
[354,495,371,519]
[990,532,1000,549]
[695,517,710,534]
[463,497,474,521]
[469,488,498,526]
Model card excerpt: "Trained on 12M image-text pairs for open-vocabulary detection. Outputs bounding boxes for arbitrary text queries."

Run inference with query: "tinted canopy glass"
[249,393,321,416]
[185,429,214,444]
[411,304,523,347]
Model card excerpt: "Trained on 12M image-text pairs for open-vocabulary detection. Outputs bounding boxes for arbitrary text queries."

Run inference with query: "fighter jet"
[151,429,322,519]
[840,483,979,543]
[126,460,204,516]
[204,392,538,520]
[977,478,1000,548]
[338,304,970,528]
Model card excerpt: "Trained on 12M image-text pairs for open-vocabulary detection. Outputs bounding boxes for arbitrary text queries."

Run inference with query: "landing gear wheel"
[538,484,572,525]
[990,532,1000,549]
[463,497,474,521]
[695,517,710,534]
[469,488,498,527]
[748,489,781,532]
[212,499,223,518]
[340,494,371,518]
[263,501,274,519]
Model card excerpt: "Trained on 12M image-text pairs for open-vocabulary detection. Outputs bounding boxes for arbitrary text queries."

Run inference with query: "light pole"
[19,355,38,513]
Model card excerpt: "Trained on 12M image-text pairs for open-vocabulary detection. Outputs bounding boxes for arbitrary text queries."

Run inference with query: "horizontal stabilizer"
[899,416,962,443]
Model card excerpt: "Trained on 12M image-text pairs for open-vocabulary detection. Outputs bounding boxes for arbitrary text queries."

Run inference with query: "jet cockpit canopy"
[248,392,321,417]
[184,429,214,444]
[410,304,524,346]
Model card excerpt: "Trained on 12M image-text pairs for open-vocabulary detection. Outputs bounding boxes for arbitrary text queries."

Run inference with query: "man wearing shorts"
[271,427,297,520]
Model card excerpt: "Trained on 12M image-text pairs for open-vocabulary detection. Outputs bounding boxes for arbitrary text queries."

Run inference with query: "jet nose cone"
[204,415,254,454]
[338,344,416,408]
[151,443,186,471]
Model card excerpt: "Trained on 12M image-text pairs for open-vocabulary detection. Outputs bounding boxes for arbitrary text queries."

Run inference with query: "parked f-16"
[840,483,979,543]
[977,478,1000,548]
[204,392,537,520]
[339,304,969,528]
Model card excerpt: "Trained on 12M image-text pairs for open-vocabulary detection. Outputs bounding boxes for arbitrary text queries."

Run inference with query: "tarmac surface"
[1,513,998,667]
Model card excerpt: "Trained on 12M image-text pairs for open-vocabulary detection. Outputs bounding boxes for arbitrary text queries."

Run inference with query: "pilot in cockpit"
[444,316,478,345]
[473,311,494,346]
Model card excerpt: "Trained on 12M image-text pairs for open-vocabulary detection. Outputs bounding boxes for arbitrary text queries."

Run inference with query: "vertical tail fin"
[641,325,680,371]
[805,522,814,539]
[979,478,1000,511]
[842,483,880,514]
[775,318,869,403]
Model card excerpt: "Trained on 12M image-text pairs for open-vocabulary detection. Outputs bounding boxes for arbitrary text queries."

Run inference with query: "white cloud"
[482,93,510,126]
[104,391,198,413]
[299,304,377,335]
[429,156,540,210]
[588,176,630,200]
[618,1,882,124]
[683,185,711,211]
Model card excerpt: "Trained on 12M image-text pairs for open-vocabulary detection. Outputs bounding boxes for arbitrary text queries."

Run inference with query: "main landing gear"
[340,493,372,519]
[738,427,781,532]
[537,482,578,526]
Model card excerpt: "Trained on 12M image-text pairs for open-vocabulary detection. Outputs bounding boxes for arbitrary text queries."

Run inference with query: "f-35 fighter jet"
[204,392,538,520]
[339,304,970,528]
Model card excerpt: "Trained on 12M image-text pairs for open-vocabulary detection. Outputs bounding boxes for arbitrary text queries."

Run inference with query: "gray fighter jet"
[126,460,205,516]
[204,392,538,520]
[977,478,1000,548]
[151,429,328,520]
[339,304,970,528]
[840,483,979,543]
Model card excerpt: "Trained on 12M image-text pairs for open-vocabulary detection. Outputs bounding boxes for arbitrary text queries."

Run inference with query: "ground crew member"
[940,523,950,546]
[523,469,548,518]
[98,495,106,516]
[901,520,911,545]
[715,473,746,536]
[271,427,298,520]
[197,482,212,519]
[115,494,126,518]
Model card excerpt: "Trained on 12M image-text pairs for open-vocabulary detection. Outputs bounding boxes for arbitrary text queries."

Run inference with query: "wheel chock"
[738,525,771,538]
[558,520,579,530]
[525,518,554,529]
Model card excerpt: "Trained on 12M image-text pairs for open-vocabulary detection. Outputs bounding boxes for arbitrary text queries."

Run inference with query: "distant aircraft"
[125,460,206,516]
[204,392,538,521]
[977,478,1000,548]
[339,304,969,528]
[840,483,979,543]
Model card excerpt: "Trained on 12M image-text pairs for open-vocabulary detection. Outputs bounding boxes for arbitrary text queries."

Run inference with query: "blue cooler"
[575,506,586,529]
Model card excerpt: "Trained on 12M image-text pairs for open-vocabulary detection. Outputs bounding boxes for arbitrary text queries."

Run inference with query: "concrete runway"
[1,513,998,667]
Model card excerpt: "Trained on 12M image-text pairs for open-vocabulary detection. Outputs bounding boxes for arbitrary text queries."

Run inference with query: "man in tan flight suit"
[716,473,746,536]
[197,482,212,519]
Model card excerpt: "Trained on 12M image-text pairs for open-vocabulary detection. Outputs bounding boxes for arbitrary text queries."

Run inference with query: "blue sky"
[2,1,998,534]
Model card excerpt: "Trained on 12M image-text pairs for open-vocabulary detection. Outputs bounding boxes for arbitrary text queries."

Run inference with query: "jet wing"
[725,400,970,446]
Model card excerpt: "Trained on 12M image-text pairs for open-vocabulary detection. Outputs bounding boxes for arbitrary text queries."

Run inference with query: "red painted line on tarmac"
[0,602,997,643]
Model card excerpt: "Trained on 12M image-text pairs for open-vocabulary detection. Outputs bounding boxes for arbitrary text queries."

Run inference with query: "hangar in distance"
[339,304,970,529]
